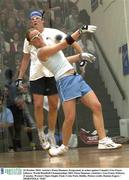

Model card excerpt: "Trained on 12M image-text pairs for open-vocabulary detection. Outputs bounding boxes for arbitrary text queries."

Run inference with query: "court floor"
[0,144,129,168]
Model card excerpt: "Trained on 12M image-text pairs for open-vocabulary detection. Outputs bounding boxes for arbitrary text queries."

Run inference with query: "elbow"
[43,57,48,62]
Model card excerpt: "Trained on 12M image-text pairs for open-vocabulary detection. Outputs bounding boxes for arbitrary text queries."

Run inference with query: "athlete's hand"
[80,52,96,63]
[15,79,24,89]
[79,60,87,67]
[79,25,97,34]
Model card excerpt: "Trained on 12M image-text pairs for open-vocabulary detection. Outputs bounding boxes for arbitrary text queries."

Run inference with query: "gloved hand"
[15,79,23,89]
[79,25,97,34]
[79,60,87,67]
[80,52,96,63]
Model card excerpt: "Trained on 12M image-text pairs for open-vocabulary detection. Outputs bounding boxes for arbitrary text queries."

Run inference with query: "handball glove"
[15,79,23,88]
[79,60,87,67]
[79,52,96,67]
[79,25,97,34]
[80,52,96,63]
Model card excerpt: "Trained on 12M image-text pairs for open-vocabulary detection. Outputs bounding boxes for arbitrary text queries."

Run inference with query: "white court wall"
[78,0,129,118]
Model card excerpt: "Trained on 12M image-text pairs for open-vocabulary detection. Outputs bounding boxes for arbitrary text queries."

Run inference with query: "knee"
[65,113,75,126]
[49,101,58,111]
[34,102,42,110]
[92,101,102,113]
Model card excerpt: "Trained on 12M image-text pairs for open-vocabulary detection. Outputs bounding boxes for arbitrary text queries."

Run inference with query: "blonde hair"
[26,28,35,42]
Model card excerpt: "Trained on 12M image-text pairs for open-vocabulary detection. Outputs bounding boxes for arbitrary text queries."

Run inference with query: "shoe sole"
[48,149,68,157]
[98,145,122,150]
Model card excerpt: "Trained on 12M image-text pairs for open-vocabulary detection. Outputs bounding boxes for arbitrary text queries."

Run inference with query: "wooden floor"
[0,144,129,168]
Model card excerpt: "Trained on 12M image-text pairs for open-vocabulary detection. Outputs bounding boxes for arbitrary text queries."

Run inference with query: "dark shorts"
[30,77,58,96]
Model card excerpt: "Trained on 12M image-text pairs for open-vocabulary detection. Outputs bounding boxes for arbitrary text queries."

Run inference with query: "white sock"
[48,129,55,136]
[61,144,68,149]
[38,128,45,138]
[99,137,107,142]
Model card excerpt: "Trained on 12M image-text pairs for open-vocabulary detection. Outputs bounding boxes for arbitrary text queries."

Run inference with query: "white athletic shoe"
[49,144,68,157]
[39,136,50,150]
[98,137,122,150]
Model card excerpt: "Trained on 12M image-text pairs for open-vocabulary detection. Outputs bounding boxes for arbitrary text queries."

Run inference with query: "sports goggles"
[30,32,41,42]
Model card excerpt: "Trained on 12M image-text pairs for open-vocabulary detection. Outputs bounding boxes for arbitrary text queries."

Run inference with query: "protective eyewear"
[30,33,41,42]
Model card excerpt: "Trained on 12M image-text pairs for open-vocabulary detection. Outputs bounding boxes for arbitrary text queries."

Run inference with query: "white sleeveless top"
[39,34,74,80]
[23,28,67,81]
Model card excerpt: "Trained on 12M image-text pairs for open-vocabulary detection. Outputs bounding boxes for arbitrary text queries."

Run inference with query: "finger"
[91,25,97,29]
[90,27,97,31]
[88,30,95,33]
[93,57,96,61]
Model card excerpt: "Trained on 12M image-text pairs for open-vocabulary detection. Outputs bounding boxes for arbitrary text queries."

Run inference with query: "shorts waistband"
[64,69,76,76]
[59,69,77,80]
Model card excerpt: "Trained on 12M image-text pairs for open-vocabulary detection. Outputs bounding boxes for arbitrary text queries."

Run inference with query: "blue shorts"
[56,74,92,102]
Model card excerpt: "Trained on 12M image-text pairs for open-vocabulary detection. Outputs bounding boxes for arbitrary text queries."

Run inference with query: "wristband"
[65,34,75,45]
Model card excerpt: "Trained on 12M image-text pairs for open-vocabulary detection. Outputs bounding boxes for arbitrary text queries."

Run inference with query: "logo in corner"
[0,168,4,174]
